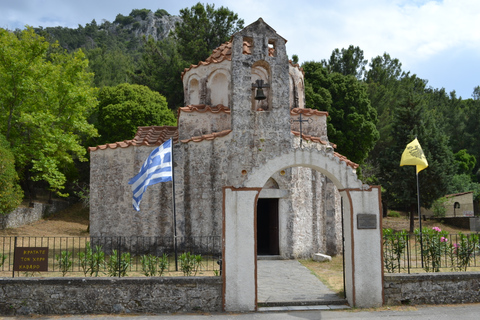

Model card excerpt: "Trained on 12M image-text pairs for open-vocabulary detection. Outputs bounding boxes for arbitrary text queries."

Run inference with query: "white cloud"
[0,0,478,96]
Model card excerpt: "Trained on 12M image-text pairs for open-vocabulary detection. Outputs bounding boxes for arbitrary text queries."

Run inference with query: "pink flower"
[453,243,459,248]
[440,237,448,242]
[432,227,442,232]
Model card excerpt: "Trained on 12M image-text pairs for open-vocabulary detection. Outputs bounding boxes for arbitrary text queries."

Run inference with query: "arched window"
[189,78,200,105]
[210,71,229,106]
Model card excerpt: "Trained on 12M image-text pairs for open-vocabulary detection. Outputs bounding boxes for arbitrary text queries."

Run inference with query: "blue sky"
[2,0,479,99]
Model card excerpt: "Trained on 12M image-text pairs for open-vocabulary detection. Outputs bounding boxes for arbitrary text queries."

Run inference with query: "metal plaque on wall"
[357,214,377,229]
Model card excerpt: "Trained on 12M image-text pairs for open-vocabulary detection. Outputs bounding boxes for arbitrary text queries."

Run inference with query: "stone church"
[89,18,358,258]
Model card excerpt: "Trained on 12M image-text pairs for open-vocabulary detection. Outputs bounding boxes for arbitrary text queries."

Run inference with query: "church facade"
[89,19,358,258]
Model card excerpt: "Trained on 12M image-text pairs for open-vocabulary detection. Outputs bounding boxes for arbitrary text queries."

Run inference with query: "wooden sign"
[14,247,49,272]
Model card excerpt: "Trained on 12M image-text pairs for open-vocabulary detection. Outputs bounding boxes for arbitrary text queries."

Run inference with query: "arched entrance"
[222,148,384,311]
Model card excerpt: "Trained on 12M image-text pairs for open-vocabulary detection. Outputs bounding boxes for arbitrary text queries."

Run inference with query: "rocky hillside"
[35,8,181,52]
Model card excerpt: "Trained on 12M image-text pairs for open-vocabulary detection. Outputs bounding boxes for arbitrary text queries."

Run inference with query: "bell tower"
[230,18,291,144]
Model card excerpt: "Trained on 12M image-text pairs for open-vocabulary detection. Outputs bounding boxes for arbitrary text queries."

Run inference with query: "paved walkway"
[256,259,347,307]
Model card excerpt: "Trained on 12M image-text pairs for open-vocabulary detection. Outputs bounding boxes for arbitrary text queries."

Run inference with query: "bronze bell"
[255,88,266,100]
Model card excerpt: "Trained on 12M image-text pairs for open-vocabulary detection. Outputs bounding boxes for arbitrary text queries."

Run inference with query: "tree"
[303,61,379,165]
[171,2,244,64]
[322,45,367,80]
[377,85,456,231]
[0,133,23,214]
[0,28,98,198]
[131,37,188,110]
[96,83,177,144]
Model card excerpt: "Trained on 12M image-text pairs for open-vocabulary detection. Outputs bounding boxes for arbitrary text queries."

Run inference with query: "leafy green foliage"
[0,134,23,214]
[304,61,379,165]
[106,250,131,277]
[0,28,98,198]
[431,197,448,217]
[322,45,367,80]
[140,253,169,276]
[383,228,408,273]
[96,83,176,144]
[55,250,73,276]
[415,226,449,272]
[179,252,203,276]
[172,2,244,64]
[78,242,105,277]
[129,9,152,20]
[131,37,188,109]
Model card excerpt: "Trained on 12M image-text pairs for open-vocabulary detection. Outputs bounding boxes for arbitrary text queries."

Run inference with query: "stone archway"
[222,148,384,311]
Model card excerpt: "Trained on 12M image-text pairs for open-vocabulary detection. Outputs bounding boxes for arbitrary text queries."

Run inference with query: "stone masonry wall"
[0,200,70,229]
[0,277,222,316]
[384,272,480,305]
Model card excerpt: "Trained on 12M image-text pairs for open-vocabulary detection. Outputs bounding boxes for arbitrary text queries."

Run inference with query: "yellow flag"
[400,138,428,173]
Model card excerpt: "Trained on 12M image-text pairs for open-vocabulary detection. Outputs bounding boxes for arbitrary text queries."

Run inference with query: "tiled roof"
[88,126,178,152]
[291,131,358,169]
[333,152,359,169]
[178,104,231,117]
[445,191,474,198]
[180,130,232,143]
[291,131,335,148]
[181,40,299,79]
[289,60,304,75]
[290,107,328,117]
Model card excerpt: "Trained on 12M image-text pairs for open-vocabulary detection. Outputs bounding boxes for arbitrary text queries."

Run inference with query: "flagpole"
[170,138,178,271]
[416,168,424,268]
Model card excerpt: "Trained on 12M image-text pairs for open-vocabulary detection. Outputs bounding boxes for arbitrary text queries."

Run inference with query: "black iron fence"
[0,236,221,278]
[383,229,480,273]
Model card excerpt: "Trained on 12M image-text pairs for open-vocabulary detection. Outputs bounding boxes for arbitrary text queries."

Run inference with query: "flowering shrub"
[446,232,479,271]
[383,228,408,273]
[415,226,449,272]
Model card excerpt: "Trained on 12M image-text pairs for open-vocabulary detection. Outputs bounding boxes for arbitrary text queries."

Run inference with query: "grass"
[300,256,344,296]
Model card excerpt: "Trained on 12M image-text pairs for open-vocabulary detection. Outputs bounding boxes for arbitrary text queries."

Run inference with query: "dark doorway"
[257,198,279,255]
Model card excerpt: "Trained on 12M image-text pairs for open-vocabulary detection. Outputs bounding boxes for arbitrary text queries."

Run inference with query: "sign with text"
[14,247,49,272]
[357,213,377,229]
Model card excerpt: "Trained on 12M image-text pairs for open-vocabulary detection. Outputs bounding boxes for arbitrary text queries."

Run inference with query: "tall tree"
[303,61,378,166]
[322,45,367,80]
[0,133,23,214]
[171,2,244,64]
[133,3,244,109]
[0,28,98,198]
[96,83,176,145]
[377,80,456,231]
[131,37,188,110]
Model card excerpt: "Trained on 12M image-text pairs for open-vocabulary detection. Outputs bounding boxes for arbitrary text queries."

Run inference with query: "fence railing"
[0,236,221,278]
[383,229,480,273]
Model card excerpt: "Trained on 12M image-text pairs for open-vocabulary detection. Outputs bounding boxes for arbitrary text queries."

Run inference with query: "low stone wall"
[0,277,222,315]
[384,272,480,305]
[0,200,70,229]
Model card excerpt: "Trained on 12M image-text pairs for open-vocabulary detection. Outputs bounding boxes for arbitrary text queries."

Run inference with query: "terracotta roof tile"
[88,126,178,152]
[180,130,232,143]
[333,152,359,169]
[289,60,304,75]
[291,131,357,169]
[291,131,333,147]
[181,40,287,79]
[178,104,231,117]
[290,107,328,117]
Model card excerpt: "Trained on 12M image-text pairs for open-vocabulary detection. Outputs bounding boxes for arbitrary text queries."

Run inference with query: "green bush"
[387,211,401,218]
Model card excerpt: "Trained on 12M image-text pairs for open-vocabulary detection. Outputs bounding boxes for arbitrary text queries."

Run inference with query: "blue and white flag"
[128,139,173,211]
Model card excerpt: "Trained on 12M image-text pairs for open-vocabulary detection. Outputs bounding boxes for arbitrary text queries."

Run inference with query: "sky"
[1,0,479,99]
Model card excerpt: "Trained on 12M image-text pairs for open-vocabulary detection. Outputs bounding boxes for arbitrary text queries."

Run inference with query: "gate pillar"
[341,186,384,307]
[222,187,260,312]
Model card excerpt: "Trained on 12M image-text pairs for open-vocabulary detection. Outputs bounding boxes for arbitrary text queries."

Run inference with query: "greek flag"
[128,139,173,211]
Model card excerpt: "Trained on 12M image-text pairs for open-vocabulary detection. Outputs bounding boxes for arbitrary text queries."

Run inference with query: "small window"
[243,37,253,55]
[268,39,276,57]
